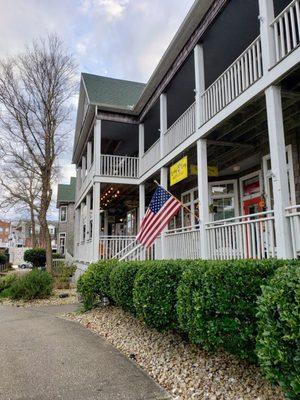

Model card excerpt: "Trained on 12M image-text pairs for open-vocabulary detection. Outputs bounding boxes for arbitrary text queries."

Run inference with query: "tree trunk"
[30,207,37,248]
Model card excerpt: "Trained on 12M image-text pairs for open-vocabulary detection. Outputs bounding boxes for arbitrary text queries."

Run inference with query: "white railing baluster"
[100,155,139,178]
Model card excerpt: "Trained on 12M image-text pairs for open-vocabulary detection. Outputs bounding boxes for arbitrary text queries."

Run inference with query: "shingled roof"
[82,73,146,110]
[56,177,76,207]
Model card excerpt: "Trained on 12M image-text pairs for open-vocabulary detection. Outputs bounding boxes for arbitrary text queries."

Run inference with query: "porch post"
[86,192,91,242]
[139,124,145,158]
[76,166,82,200]
[258,0,276,72]
[92,182,101,261]
[197,139,209,259]
[194,43,205,128]
[81,155,86,181]
[94,119,101,174]
[79,201,85,261]
[87,141,92,171]
[139,183,145,227]
[265,85,293,258]
[160,93,167,157]
[160,167,168,259]
[74,207,80,258]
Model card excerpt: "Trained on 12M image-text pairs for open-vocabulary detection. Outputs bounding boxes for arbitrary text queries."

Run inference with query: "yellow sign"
[170,156,188,186]
[190,164,219,177]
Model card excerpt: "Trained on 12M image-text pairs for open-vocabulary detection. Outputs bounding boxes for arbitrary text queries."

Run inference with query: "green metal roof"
[82,73,146,109]
[56,177,76,207]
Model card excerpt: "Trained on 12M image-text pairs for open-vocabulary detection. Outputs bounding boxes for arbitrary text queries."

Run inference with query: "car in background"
[18,262,33,269]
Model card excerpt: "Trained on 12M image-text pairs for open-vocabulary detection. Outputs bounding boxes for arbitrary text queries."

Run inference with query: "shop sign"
[170,156,188,186]
[190,164,219,177]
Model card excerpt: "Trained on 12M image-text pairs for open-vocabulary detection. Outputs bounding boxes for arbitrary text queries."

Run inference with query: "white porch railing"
[164,102,196,155]
[286,205,300,258]
[164,225,201,259]
[100,155,139,178]
[272,0,300,64]
[140,139,161,175]
[206,211,276,260]
[99,236,136,260]
[201,36,263,123]
[119,240,158,261]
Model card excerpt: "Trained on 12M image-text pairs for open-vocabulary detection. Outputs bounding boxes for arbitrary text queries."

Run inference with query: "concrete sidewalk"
[0,304,170,400]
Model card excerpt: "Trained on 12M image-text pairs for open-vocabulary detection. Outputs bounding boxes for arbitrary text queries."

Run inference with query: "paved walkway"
[0,304,169,400]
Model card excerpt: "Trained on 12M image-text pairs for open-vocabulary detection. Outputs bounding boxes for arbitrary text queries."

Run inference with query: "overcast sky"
[0,0,194,218]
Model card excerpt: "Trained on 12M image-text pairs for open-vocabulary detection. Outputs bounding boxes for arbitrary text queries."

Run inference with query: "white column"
[87,141,92,171]
[160,93,167,157]
[160,167,168,259]
[94,119,101,174]
[139,183,145,227]
[258,0,275,72]
[92,182,101,261]
[86,192,91,241]
[194,44,205,127]
[265,85,293,258]
[79,201,85,261]
[197,139,209,259]
[74,207,80,258]
[139,124,145,158]
[76,166,82,200]
[81,155,86,181]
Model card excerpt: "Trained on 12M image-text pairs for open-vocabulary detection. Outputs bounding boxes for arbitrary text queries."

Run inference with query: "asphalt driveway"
[0,304,169,400]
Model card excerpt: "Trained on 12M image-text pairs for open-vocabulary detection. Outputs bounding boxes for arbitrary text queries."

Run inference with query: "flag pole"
[154,180,200,222]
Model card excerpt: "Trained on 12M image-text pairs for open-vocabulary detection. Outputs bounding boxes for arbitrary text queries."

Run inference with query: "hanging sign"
[170,156,188,186]
[190,164,219,177]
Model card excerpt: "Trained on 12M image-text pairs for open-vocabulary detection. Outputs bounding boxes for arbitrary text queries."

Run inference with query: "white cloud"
[80,0,129,20]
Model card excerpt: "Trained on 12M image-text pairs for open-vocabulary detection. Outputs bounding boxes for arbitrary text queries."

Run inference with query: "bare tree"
[0,153,41,248]
[0,35,76,270]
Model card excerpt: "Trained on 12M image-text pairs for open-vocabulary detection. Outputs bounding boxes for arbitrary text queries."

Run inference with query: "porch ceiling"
[206,66,300,172]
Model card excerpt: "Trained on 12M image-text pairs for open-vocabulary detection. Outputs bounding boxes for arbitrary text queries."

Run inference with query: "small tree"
[0,35,77,271]
[24,248,46,268]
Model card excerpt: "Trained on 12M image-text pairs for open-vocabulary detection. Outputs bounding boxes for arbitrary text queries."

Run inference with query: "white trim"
[60,206,67,222]
[209,179,239,221]
[59,232,66,255]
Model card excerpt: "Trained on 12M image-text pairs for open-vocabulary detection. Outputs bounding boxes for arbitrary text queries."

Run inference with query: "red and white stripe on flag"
[136,186,181,248]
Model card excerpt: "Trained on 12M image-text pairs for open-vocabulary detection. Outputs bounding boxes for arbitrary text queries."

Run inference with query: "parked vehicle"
[18,262,33,269]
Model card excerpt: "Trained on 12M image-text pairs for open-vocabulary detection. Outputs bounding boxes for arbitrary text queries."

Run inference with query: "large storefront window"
[209,180,238,221]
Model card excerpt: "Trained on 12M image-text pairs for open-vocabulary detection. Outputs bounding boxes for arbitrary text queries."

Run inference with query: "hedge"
[256,265,300,399]
[110,261,141,314]
[177,259,287,362]
[24,248,46,268]
[133,260,185,331]
[77,260,118,310]
[8,269,53,300]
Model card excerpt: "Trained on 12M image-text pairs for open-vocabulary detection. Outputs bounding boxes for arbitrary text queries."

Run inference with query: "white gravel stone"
[65,306,284,400]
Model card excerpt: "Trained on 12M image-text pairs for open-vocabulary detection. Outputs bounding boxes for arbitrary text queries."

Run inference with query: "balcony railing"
[286,205,300,258]
[100,155,139,179]
[271,0,300,64]
[140,139,161,175]
[201,36,263,123]
[164,224,201,259]
[99,236,136,260]
[164,102,196,156]
[205,211,276,260]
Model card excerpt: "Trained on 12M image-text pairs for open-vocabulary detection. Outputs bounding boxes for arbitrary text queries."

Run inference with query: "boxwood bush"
[24,248,46,268]
[256,264,300,399]
[9,269,53,300]
[133,260,185,331]
[77,260,118,310]
[177,259,286,362]
[110,261,141,314]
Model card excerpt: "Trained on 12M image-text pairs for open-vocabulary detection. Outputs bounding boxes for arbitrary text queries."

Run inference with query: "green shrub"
[77,260,118,310]
[133,260,185,331]
[24,248,46,268]
[177,259,287,362]
[110,262,141,314]
[53,262,76,289]
[256,264,300,399]
[52,253,65,259]
[0,252,7,265]
[0,274,17,296]
[9,269,53,300]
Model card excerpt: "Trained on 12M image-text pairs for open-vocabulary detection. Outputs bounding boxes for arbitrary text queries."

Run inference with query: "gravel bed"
[0,289,78,307]
[65,306,284,400]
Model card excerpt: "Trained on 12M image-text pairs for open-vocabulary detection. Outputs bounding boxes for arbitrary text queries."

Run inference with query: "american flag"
[136,185,181,248]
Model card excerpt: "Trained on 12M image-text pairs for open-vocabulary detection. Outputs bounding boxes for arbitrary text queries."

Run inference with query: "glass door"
[209,180,239,222]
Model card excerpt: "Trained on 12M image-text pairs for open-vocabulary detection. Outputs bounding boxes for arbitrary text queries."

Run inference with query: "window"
[59,233,66,255]
[209,180,239,221]
[60,206,67,222]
